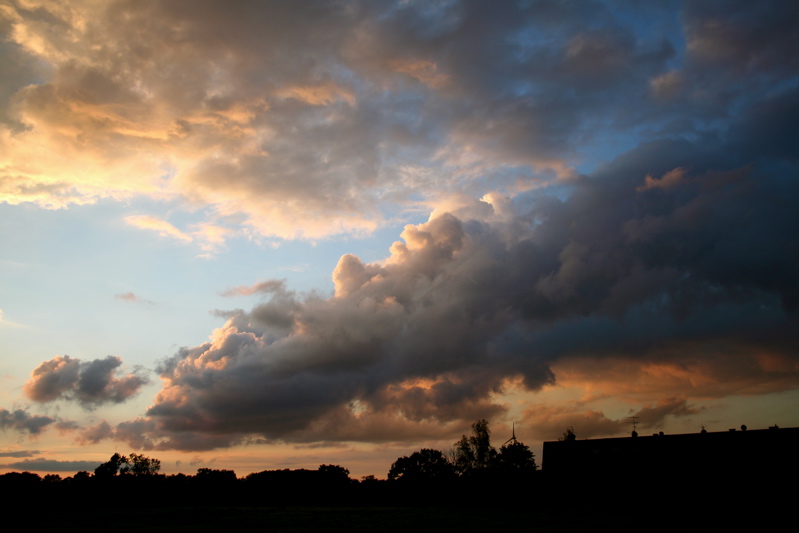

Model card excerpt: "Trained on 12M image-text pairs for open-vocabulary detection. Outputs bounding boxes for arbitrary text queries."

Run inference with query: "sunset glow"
[1,0,797,479]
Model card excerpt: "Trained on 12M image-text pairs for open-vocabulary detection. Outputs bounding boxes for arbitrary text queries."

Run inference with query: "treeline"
[0,420,543,507]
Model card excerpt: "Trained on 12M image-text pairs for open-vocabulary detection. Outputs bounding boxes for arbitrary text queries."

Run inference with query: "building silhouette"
[542,425,799,481]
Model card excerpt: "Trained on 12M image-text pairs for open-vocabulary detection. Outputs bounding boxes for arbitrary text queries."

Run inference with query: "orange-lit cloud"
[551,345,799,402]
[275,81,356,106]
[637,167,686,192]
[388,59,450,89]
[521,396,700,441]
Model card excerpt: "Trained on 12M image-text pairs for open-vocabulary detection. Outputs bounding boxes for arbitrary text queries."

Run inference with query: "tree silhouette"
[493,440,537,473]
[94,452,128,478]
[452,419,496,475]
[71,471,91,484]
[122,453,161,476]
[318,464,351,483]
[196,468,237,483]
[388,448,455,482]
[95,452,160,477]
[559,426,576,442]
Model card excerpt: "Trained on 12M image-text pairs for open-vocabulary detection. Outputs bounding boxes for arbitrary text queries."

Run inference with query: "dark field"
[42,505,639,532]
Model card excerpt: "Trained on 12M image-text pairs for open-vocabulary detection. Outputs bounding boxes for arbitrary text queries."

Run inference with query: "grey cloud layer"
[1,458,101,472]
[24,355,149,409]
[0,451,38,458]
[3,1,795,239]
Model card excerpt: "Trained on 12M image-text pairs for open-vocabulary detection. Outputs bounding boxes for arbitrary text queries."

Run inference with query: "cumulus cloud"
[110,107,798,449]
[75,420,114,446]
[23,355,149,409]
[0,408,56,435]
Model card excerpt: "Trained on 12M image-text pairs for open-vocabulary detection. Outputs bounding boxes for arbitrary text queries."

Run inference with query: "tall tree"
[452,419,496,475]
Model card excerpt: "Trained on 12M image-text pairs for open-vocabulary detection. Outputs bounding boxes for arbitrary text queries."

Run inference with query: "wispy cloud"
[124,216,193,243]
[123,215,229,255]
[220,279,288,297]
[0,309,26,328]
[114,292,154,305]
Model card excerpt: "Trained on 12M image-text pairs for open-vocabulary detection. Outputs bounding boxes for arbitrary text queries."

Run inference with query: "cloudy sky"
[1,0,797,478]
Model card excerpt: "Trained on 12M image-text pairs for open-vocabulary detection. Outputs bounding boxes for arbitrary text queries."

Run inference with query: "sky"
[1,0,798,479]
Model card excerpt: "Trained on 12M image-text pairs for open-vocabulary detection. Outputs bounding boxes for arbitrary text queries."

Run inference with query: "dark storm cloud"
[682,0,799,77]
[24,355,149,409]
[128,95,799,448]
[0,408,56,435]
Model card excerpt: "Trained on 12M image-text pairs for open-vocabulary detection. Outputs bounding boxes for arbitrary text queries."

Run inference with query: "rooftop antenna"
[628,416,639,437]
[503,422,518,446]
